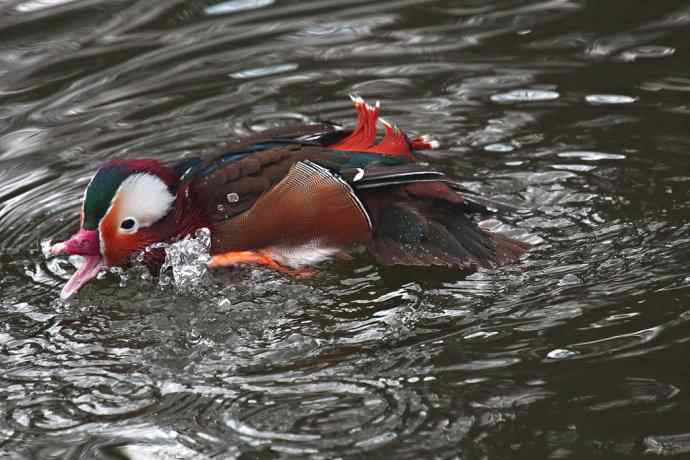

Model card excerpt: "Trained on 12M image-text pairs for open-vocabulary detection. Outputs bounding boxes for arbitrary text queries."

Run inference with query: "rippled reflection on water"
[1,0,690,458]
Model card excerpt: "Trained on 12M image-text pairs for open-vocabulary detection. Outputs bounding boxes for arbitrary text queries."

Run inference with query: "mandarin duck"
[49,97,528,299]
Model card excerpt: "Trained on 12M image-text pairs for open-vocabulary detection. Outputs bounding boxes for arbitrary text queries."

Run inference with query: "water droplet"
[484,143,515,152]
[109,266,128,287]
[40,239,53,259]
[585,94,638,104]
[558,151,626,161]
[491,89,560,103]
[546,349,577,360]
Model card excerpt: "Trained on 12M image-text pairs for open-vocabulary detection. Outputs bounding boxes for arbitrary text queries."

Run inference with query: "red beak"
[51,229,103,300]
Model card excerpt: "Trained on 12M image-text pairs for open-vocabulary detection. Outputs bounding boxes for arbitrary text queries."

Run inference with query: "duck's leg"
[208,250,314,278]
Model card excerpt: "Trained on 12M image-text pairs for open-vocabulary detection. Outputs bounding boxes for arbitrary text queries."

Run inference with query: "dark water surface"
[1,0,689,458]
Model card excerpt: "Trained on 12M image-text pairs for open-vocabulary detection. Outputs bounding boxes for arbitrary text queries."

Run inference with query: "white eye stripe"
[112,173,175,230]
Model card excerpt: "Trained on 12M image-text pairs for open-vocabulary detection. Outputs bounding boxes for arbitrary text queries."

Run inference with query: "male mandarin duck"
[50,96,528,299]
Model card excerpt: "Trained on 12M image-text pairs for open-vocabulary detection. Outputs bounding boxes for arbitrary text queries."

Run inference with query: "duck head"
[51,160,181,300]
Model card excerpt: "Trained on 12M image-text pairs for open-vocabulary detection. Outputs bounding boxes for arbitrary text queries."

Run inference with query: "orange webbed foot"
[209,251,316,278]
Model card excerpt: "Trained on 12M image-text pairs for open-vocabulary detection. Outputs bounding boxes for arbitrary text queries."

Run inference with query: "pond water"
[1,0,689,458]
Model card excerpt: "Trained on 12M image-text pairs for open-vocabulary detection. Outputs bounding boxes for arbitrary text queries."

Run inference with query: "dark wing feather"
[339,164,447,189]
[189,146,302,222]
[361,178,528,268]
[188,144,388,223]
[176,122,346,181]
[218,122,345,152]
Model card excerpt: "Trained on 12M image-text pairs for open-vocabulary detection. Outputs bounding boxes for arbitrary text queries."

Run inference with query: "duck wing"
[183,97,527,267]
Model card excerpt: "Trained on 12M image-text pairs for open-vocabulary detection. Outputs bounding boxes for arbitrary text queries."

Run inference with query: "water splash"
[645,433,690,456]
[40,238,54,260]
[108,266,128,288]
[155,228,212,292]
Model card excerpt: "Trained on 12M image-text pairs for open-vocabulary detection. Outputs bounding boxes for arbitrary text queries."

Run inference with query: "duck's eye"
[120,218,137,232]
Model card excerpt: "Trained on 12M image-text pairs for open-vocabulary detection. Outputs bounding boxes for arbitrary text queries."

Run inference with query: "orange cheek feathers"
[98,197,137,266]
[100,209,158,266]
[100,231,140,266]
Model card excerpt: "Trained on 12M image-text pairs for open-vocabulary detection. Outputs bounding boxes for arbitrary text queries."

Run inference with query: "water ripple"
[1,0,690,458]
